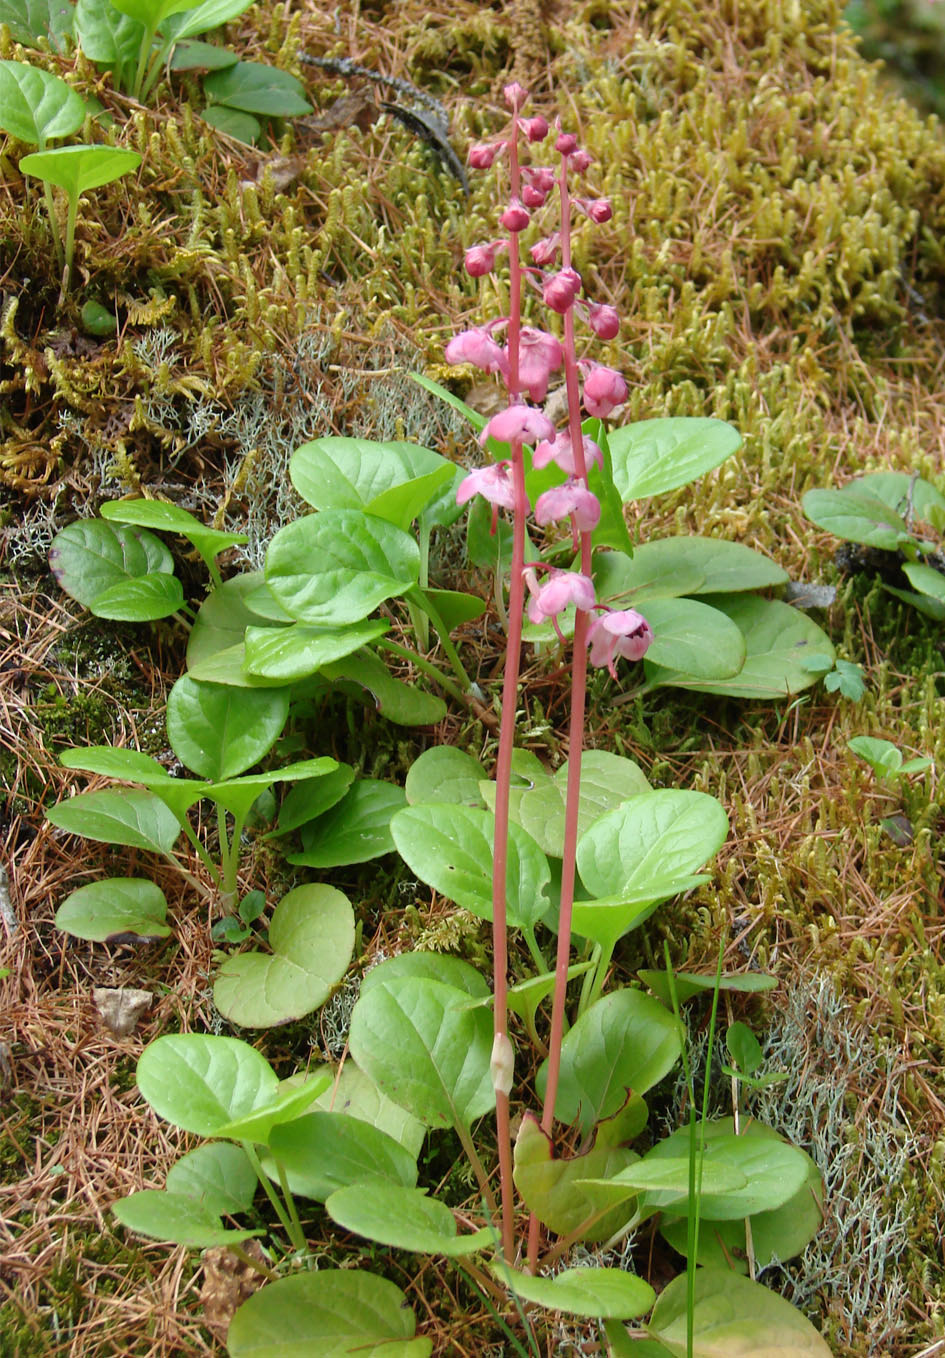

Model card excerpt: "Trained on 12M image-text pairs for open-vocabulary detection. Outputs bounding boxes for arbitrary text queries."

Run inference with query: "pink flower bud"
[522,184,548,209]
[570,149,592,172]
[587,608,653,678]
[532,430,603,476]
[445,326,509,378]
[534,479,601,532]
[581,197,612,223]
[556,132,578,155]
[517,326,564,402]
[481,403,555,449]
[583,365,627,418]
[468,141,500,169]
[521,114,549,142]
[456,461,519,511]
[543,266,582,314]
[588,302,620,340]
[525,567,596,628]
[504,81,528,111]
[500,201,530,232]
[529,233,560,267]
[525,167,556,194]
[464,240,505,277]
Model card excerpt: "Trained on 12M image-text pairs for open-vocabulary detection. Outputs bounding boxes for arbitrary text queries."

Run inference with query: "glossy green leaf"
[112,1189,261,1247]
[631,596,745,679]
[537,988,682,1135]
[320,650,446,725]
[883,582,945,620]
[290,435,450,510]
[0,61,85,146]
[274,763,355,835]
[100,497,247,568]
[570,880,710,953]
[197,757,335,821]
[359,953,490,1000]
[136,1033,278,1136]
[201,103,258,143]
[326,1183,491,1256]
[213,884,355,1028]
[226,1271,430,1358]
[59,745,210,819]
[265,510,420,625]
[644,595,835,698]
[165,1142,257,1217]
[268,1112,417,1203]
[311,1063,426,1159]
[243,619,387,680]
[638,969,777,1006]
[647,1267,833,1356]
[608,418,741,501]
[49,518,173,610]
[186,573,284,671]
[47,789,181,854]
[168,37,237,68]
[513,1115,639,1241]
[478,748,548,825]
[594,539,787,604]
[110,0,196,27]
[578,790,728,903]
[391,803,550,929]
[414,586,486,630]
[515,750,651,857]
[0,0,74,48]
[492,1260,655,1320]
[289,779,406,868]
[74,0,142,74]
[855,470,945,522]
[725,1022,763,1075]
[349,974,494,1129]
[166,675,289,779]
[405,746,487,808]
[803,486,911,551]
[903,560,945,602]
[90,572,184,621]
[162,0,252,39]
[54,877,171,942]
[213,1074,332,1144]
[203,60,311,115]
[20,143,141,196]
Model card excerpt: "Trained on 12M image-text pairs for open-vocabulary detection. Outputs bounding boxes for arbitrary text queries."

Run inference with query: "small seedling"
[848,735,932,780]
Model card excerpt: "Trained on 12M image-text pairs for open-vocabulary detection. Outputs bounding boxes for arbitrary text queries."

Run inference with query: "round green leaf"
[594,538,787,604]
[268,1112,417,1202]
[642,1119,811,1219]
[289,779,406,868]
[163,0,254,41]
[857,470,945,521]
[226,1271,430,1358]
[74,0,142,69]
[513,1115,639,1241]
[166,674,289,779]
[100,497,247,563]
[20,144,141,196]
[47,789,181,854]
[0,60,85,145]
[265,510,420,625]
[644,595,835,698]
[90,572,184,621]
[212,1073,332,1144]
[201,104,259,143]
[537,988,682,1135]
[168,37,238,69]
[112,1189,261,1248]
[320,650,446,726]
[638,969,777,1006]
[243,619,388,680]
[165,1142,257,1217]
[290,437,451,518]
[0,0,74,47]
[391,803,550,929]
[49,518,173,609]
[326,1183,491,1256]
[492,1260,655,1320]
[359,953,490,1000]
[404,746,487,808]
[516,750,651,857]
[608,418,741,501]
[903,560,945,603]
[136,1033,278,1136]
[802,486,909,551]
[636,597,745,680]
[213,884,355,1028]
[647,1267,833,1356]
[349,974,494,1129]
[186,573,283,670]
[54,877,171,942]
[311,1063,426,1159]
[203,59,312,116]
[274,762,355,835]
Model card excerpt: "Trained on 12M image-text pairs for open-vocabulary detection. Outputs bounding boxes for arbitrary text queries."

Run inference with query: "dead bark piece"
[200,1241,268,1341]
[92,987,153,1037]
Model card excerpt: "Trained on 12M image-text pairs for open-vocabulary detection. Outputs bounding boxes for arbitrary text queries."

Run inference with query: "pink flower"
[465,240,506,277]
[543,267,582,314]
[556,132,578,155]
[587,303,620,340]
[500,201,530,232]
[504,81,528,111]
[534,479,601,531]
[524,167,555,194]
[481,403,555,449]
[525,567,596,629]
[530,233,560,268]
[517,326,563,402]
[522,183,548,209]
[532,430,602,476]
[578,197,612,223]
[468,141,501,168]
[587,609,654,678]
[456,461,518,511]
[521,115,549,142]
[445,327,509,377]
[583,365,627,418]
[570,149,592,172]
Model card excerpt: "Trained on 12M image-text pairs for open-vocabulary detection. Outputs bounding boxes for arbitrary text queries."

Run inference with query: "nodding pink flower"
[525,567,596,630]
[504,81,529,111]
[583,365,628,418]
[522,184,549,209]
[530,233,560,268]
[587,609,654,678]
[521,114,549,142]
[517,326,564,402]
[465,240,507,277]
[556,132,578,155]
[578,197,612,224]
[500,201,531,232]
[534,478,601,532]
[543,267,582,314]
[481,403,555,449]
[570,149,592,172]
[587,302,620,340]
[468,141,502,169]
[456,461,520,512]
[533,429,603,476]
[445,327,509,377]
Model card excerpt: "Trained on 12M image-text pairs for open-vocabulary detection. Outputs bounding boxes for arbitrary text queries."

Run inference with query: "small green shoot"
[847,735,932,780]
